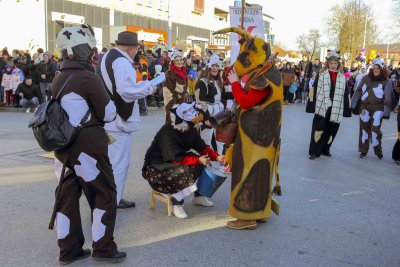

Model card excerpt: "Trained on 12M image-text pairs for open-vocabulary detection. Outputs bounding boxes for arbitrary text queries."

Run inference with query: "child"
[187,64,198,100]
[154,64,164,108]
[1,65,13,106]
[11,67,23,107]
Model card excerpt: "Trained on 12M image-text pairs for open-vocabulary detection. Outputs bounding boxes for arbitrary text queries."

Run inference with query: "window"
[194,0,204,13]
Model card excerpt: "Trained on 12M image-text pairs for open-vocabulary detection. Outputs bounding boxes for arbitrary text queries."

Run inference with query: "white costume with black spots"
[99,47,154,203]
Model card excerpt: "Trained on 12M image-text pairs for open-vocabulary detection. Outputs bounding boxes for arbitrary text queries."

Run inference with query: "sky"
[247,0,394,50]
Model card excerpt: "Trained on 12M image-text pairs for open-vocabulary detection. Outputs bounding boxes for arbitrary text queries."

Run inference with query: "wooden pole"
[241,0,245,29]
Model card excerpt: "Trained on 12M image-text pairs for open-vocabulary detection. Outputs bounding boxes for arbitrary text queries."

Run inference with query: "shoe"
[226,219,257,230]
[117,198,135,209]
[192,196,214,207]
[26,108,31,113]
[93,251,127,263]
[59,249,91,265]
[173,205,188,219]
[359,152,367,158]
[322,152,332,157]
[309,155,320,160]
[377,154,383,159]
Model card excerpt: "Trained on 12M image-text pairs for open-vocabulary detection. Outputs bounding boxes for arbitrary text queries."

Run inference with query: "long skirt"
[143,164,203,194]
[309,113,340,157]
[392,112,400,161]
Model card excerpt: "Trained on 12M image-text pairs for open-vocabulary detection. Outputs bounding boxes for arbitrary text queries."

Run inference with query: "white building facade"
[0,0,274,54]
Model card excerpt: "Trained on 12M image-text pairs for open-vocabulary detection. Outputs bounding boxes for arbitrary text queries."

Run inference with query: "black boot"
[93,251,127,263]
[59,249,91,265]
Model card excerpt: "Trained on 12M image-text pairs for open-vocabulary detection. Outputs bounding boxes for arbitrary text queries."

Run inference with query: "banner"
[229,6,264,64]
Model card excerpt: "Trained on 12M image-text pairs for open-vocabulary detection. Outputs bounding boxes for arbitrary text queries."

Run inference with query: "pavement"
[0,104,399,267]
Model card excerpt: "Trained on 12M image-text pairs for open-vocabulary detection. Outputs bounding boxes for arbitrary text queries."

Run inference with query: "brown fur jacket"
[162,68,188,122]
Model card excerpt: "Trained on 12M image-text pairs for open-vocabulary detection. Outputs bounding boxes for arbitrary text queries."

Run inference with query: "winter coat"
[15,82,41,100]
[37,61,55,83]
[281,69,296,86]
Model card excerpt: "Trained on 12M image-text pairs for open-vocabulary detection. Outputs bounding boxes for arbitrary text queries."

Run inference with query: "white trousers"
[107,130,132,203]
[200,127,224,155]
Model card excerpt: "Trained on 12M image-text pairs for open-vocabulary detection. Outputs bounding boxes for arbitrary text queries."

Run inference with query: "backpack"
[28,74,90,152]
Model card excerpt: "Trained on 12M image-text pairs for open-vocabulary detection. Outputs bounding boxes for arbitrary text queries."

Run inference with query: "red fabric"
[231,81,270,109]
[200,146,219,161]
[170,65,188,82]
[329,70,338,86]
[172,146,219,166]
[180,156,200,166]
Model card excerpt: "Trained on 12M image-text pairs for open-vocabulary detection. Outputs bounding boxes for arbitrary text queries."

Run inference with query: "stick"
[241,0,245,29]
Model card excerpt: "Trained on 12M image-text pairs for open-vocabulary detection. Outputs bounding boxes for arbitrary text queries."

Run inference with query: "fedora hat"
[115,31,139,46]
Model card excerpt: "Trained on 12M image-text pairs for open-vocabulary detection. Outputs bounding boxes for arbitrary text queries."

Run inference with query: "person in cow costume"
[213,27,283,230]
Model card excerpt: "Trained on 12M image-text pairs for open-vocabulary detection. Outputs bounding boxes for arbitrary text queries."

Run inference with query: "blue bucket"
[197,166,228,197]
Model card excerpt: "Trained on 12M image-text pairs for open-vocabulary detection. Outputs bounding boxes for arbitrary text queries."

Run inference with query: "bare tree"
[296,29,321,60]
[393,0,400,40]
[325,0,378,60]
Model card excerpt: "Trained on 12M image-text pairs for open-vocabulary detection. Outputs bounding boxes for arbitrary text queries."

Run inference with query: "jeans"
[19,97,39,108]
[39,82,51,103]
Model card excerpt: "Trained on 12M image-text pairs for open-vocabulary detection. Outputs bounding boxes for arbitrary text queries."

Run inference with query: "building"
[0,0,274,56]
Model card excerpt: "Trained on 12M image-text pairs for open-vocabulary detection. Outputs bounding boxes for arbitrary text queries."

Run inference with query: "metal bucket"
[197,166,228,197]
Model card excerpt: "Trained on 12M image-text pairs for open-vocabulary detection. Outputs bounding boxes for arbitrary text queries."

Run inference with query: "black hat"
[115,31,139,46]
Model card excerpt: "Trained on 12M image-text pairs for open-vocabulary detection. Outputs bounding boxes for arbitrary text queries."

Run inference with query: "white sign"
[137,30,162,43]
[229,6,264,64]
[51,12,85,24]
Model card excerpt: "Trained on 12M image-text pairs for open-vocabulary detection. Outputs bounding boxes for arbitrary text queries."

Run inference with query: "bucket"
[197,166,228,197]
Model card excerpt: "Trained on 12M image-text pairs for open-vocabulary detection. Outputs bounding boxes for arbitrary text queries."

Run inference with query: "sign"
[229,6,264,64]
[126,26,168,46]
[51,12,85,24]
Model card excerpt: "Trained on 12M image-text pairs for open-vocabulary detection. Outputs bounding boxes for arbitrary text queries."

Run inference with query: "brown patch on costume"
[240,101,281,147]
[237,52,251,68]
[231,133,244,191]
[262,43,271,57]
[252,67,281,89]
[273,127,281,149]
[234,159,271,212]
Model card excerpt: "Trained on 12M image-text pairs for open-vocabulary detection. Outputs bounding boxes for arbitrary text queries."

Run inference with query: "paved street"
[0,104,399,267]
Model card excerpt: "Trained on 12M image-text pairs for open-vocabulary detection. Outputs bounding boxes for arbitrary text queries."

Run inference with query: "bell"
[209,109,233,128]
[106,132,116,144]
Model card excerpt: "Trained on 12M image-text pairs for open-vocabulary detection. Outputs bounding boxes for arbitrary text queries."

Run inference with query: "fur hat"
[57,24,97,59]
[207,53,220,68]
[169,102,203,132]
[327,49,340,61]
[372,57,384,69]
[170,49,183,60]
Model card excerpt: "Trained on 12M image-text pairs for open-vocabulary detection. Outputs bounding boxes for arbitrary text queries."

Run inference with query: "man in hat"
[99,31,157,208]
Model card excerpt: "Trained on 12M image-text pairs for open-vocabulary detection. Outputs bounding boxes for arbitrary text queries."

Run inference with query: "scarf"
[170,65,187,82]
[315,70,346,123]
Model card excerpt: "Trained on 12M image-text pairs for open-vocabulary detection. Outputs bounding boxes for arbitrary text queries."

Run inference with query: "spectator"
[15,77,41,112]
[1,64,13,106]
[312,59,322,73]
[281,62,296,104]
[37,53,55,103]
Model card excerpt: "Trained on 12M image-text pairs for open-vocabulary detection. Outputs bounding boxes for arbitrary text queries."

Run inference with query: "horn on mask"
[213,27,252,38]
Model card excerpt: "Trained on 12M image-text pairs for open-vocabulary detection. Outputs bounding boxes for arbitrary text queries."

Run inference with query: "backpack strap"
[55,73,91,127]
[54,73,76,100]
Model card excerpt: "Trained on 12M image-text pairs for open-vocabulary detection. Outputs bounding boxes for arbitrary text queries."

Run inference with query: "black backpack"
[28,74,90,152]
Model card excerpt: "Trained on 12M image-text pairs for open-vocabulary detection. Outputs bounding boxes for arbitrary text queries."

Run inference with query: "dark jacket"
[37,61,55,83]
[15,81,42,100]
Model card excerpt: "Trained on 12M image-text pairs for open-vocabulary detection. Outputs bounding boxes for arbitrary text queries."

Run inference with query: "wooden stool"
[149,190,172,216]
